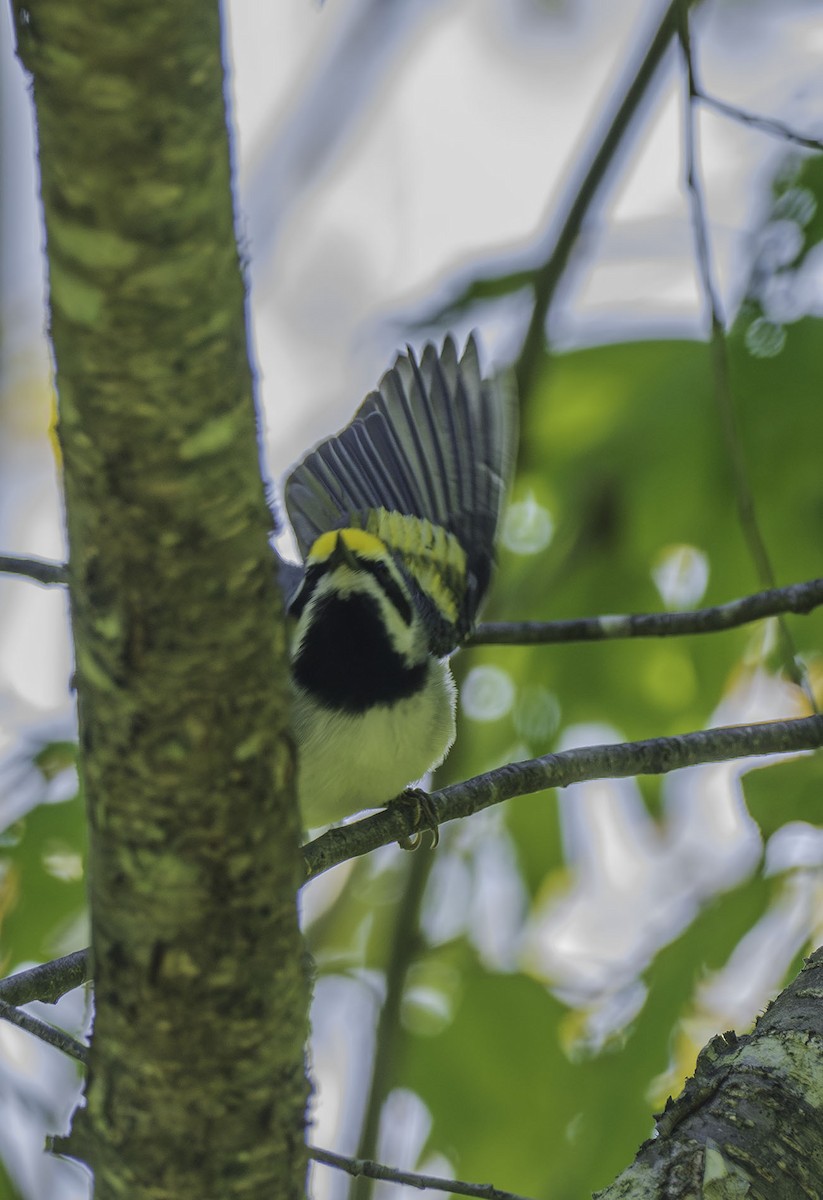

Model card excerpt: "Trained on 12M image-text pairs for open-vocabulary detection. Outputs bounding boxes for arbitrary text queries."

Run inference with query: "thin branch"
[0,998,88,1064]
[0,950,92,1006]
[472,577,823,645]
[677,5,814,706]
[352,850,434,1200]
[10,716,823,1000]
[0,553,67,586]
[5,549,821,650]
[697,90,823,153]
[304,713,823,879]
[309,1145,535,1200]
[516,0,704,397]
[679,12,725,324]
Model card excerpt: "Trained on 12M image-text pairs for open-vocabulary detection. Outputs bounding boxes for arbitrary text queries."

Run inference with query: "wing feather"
[285,333,518,652]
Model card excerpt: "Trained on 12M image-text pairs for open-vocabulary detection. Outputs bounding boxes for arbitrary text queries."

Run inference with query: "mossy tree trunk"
[11,2,310,1195]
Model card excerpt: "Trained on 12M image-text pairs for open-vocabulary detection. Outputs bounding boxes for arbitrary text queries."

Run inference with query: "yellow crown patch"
[307,527,387,564]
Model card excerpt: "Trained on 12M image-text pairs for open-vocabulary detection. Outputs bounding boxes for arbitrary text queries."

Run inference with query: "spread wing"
[284,334,518,653]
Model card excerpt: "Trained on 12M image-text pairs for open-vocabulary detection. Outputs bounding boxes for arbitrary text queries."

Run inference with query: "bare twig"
[472,577,823,645]
[310,1144,535,1200]
[351,850,433,1200]
[0,553,67,586]
[697,90,823,153]
[304,714,823,879]
[0,998,88,1064]
[677,5,814,705]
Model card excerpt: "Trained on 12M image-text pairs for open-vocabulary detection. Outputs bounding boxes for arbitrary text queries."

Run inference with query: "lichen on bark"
[596,948,823,1200]
[12,2,311,1195]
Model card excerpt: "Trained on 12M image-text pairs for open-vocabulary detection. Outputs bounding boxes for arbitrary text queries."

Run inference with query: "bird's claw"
[394,787,440,850]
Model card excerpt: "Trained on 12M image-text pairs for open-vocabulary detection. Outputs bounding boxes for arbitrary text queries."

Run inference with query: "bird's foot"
[393,787,440,850]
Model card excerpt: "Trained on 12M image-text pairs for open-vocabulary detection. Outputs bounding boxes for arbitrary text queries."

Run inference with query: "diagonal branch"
[516,0,704,396]
[474,577,823,645]
[0,998,88,1064]
[677,5,814,707]
[696,90,823,153]
[7,715,823,1006]
[304,713,823,879]
[678,7,766,574]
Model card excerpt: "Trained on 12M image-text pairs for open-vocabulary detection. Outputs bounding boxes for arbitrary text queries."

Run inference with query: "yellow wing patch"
[364,508,467,626]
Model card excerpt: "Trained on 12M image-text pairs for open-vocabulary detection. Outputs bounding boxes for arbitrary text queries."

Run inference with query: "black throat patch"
[293,591,427,713]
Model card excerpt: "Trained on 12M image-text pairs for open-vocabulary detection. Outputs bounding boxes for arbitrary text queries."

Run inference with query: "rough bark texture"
[596,946,823,1199]
[12,2,310,1196]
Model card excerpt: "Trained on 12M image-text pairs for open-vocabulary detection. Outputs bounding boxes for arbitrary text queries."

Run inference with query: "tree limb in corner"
[596,946,823,1198]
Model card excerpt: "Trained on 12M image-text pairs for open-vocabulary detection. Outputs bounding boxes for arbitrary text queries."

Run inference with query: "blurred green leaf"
[0,786,87,974]
[743,753,823,840]
[32,741,77,782]
[0,1157,23,1200]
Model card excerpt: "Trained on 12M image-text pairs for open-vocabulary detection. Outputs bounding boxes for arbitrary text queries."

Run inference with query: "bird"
[282,333,518,836]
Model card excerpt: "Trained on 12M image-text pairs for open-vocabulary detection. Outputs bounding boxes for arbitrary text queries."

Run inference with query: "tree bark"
[11,2,310,1196]
[597,945,823,1199]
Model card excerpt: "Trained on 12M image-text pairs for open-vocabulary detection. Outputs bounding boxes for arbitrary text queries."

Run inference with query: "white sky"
[226,0,823,473]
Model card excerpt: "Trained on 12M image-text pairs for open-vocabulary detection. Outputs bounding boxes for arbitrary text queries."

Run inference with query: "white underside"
[293,659,457,830]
